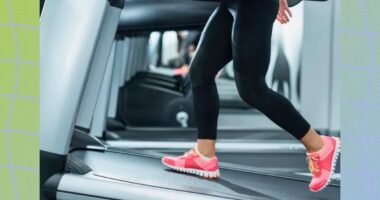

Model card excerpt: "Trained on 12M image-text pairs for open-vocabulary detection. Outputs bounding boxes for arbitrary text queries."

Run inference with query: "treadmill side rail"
[41,0,123,199]
[41,0,108,155]
[76,4,122,130]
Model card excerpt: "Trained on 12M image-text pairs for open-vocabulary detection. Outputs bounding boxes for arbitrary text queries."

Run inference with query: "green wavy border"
[340,0,380,199]
[0,0,39,199]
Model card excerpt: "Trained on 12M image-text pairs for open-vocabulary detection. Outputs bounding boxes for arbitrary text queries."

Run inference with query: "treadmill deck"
[70,148,340,200]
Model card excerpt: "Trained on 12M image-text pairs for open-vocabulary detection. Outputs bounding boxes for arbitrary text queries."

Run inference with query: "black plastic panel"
[118,0,218,30]
[109,0,125,9]
[40,151,67,200]
[43,174,64,200]
[118,0,329,31]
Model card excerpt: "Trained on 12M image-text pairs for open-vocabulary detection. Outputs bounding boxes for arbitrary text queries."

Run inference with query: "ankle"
[301,130,325,153]
[195,140,216,158]
[307,142,325,153]
[195,146,216,158]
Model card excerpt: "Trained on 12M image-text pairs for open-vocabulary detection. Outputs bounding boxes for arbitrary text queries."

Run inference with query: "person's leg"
[189,3,233,157]
[231,0,324,152]
[231,2,341,189]
[161,3,233,178]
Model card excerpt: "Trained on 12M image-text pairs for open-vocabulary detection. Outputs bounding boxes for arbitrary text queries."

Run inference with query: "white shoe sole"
[162,159,220,179]
[310,136,341,192]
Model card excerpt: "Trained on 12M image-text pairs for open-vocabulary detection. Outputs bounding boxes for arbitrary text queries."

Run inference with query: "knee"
[235,76,268,106]
[236,86,258,107]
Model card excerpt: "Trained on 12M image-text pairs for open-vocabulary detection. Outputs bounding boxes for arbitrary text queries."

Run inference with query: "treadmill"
[41,0,339,199]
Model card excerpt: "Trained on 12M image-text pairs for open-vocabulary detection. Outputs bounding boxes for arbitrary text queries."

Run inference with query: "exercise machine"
[41,1,339,199]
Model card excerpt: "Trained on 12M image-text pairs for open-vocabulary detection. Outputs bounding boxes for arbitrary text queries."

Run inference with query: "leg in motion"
[189,4,233,158]
[232,0,340,191]
[162,3,233,178]
[232,0,311,141]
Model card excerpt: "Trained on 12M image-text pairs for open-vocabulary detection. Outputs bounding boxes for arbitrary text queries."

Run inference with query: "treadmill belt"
[93,172,269,200]
[71,148,339,200]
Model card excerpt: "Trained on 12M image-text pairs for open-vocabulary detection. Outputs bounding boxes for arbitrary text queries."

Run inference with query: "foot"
[161,148,220,179]
[306,136,341,192]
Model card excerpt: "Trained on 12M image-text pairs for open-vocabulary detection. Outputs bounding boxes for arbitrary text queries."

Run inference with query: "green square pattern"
[0,0,39,200]
[340,0,365,30]
[0,168,16,200]
[0,97,11,130]
[10,0,39,26]
[341,69,370,101]
[17,64,39,97]
[340,0,380,198]
[366,1,380,32]
[375,36,380,67]
[374,68,380,104]
[0,62,17,94]
[0,0,9,23]
[10,134,39,168]
[0,134,8,165]
[0,27,17,59]
[10,99,39,132]
[340,33,371,67]
[16,28,39,62]
[15,169,39,200]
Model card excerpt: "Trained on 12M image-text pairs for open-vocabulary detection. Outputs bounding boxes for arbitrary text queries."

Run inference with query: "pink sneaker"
[307,136,341,192]
[162,148,220,179]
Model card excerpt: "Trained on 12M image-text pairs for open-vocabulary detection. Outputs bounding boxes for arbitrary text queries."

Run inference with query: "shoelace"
[306,154,321,175]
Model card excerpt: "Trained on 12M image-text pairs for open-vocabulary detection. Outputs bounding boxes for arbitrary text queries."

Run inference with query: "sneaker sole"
[310,136,341,192]
[162,159,220,179]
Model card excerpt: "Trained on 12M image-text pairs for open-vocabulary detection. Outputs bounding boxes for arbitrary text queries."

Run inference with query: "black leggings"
[189,0,311,140]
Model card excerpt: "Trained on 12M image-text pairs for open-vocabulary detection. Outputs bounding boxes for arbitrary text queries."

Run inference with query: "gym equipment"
[40,0,124,199]
[41,0,339,199]
[132,72,188,92]
[113,0,338,133]
[115,31,253,128]
[117,72,196,127]
[114,30,196,128]
[60,146,339,200]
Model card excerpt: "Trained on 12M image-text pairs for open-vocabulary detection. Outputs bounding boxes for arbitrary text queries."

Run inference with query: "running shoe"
[307,136,341,192]
[162,148,220,179]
